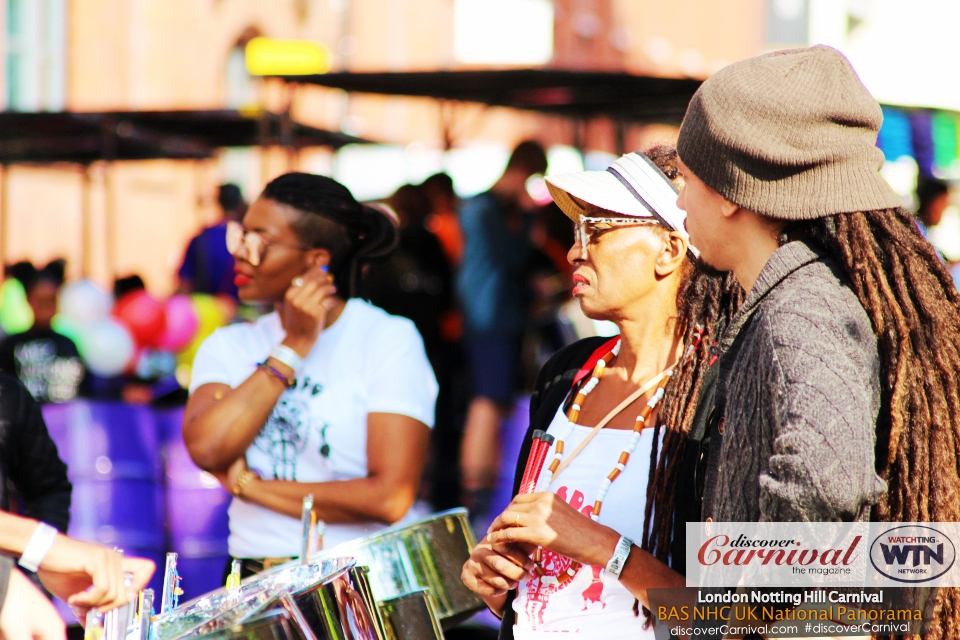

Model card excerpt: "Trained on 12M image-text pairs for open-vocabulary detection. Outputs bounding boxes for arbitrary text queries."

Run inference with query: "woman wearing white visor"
[461,147,742,638]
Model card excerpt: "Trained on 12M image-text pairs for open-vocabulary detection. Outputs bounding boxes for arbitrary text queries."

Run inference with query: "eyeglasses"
[574,215,662,255]
[225,221,310,267]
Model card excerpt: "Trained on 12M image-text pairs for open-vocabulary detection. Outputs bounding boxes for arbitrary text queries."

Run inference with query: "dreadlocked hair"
[784,207,960,639]
[632,146,745,595]
[262,172,398,297]
[640,261,742,557]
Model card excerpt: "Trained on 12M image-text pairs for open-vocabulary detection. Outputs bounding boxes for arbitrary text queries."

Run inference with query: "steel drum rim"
[256,556,358,596]
[241,508,472,583]
[154,556,358,639]
[316,508,471,556]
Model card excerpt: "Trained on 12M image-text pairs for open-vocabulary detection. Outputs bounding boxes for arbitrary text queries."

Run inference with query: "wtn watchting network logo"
[869,525,957,583]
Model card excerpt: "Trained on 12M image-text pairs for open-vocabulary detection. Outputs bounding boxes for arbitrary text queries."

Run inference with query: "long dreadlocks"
[803,207,960,639]
[633,146,744,569]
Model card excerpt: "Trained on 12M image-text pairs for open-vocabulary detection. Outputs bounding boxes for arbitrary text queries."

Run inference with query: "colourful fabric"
[909,110,935,178]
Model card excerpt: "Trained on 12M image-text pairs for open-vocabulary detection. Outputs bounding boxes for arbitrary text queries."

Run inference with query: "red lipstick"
[572,272,589,295]
[234,270,253,287]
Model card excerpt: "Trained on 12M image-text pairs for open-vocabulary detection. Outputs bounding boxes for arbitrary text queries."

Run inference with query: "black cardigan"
[496,336,715,639]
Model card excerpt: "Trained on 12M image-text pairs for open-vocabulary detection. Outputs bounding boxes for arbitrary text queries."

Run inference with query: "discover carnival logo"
[869,525,957,583]
[686,522,960,588]
[697,534,862,571]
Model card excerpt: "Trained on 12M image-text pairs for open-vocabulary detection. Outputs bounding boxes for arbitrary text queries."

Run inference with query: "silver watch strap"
[604,535,634,578]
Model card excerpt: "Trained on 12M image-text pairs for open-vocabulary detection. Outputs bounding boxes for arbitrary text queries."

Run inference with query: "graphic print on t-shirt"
[253,375,328,480]
[522,485,604,628]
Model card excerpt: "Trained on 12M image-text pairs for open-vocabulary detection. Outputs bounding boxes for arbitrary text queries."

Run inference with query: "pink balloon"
[157,295,200,352]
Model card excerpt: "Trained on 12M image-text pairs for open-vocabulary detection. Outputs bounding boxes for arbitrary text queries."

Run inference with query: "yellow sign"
[246,37,332,76]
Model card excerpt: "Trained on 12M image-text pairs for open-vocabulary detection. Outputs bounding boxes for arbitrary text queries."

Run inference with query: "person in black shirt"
[0,260,85,404]
[362,184,454,372]
[0,370,71,533]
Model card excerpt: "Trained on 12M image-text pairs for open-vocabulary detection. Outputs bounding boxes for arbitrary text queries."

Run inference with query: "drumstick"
[138,589,154,640]
[525,434,555,575]
[519,433,555,495]
[300,494,315,565]
[518,430,545,492]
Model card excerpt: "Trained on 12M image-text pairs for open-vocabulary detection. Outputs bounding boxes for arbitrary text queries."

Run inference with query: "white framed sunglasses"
[574,215,663,255]
[225,220,311,267]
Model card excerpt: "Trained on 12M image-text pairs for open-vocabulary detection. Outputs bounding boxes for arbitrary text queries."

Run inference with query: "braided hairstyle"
[262,172,398,298]
[628,146,744,570]
[6,259,66,294]
[788,208,960,639]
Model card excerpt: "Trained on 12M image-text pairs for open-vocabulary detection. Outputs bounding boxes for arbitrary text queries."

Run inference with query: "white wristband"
[270,344,304,373]
[605,535,633,579]
[18,522,58,572]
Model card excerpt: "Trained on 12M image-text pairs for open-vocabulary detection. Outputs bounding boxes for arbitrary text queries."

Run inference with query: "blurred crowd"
[3,139,959,532]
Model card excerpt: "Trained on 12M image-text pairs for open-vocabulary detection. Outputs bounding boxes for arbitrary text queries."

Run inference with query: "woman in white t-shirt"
[183,172,438,575]
[461,148,742,638]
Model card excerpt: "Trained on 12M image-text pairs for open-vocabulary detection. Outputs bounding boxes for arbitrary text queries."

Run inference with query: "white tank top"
[512,406,659,639]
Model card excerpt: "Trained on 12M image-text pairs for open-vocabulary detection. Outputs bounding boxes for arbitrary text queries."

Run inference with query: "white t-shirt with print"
[512,406,658,639]
[189,299,439,558]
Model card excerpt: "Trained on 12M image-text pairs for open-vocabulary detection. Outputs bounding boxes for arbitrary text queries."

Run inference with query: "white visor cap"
[545,152,698,257]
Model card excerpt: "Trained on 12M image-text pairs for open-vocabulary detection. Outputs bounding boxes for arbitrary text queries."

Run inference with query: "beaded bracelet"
[233,469,260,498]
[259,361,295,388]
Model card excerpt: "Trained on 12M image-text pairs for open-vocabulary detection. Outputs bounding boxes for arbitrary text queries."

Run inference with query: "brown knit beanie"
[677,45,901,221]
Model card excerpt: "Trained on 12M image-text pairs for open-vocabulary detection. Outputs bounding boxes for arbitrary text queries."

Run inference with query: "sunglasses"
[574,215,663,255]
[225,221,311,267]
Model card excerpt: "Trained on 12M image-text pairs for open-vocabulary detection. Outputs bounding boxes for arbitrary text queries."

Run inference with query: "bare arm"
[234,412,430,524]
[0,512,155,612]
[183,374,287,472]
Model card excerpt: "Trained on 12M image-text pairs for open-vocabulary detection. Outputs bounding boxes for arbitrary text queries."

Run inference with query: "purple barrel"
[157,406,231,601]
[43,400,165,595]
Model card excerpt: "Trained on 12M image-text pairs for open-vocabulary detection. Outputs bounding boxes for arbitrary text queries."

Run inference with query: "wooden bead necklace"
[536,338,673,583]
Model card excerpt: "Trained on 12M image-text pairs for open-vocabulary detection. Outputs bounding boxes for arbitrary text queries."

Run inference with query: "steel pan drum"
[377,590,444,640]
[153,557,359,639]
[201,609,303,640]
[318,509,481,627]
[251,509,481,629]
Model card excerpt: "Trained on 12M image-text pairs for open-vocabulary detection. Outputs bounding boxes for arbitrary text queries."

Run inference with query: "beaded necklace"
[536,338,673,583]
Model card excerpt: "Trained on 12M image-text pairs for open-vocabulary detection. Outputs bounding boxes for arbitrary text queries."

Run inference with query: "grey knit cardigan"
[702,241,887,522]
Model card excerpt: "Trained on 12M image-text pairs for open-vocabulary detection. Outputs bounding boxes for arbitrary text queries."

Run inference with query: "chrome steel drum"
[153,557,358,639]
[201,608,302,640]
[318,509,482,628]
[287,562,380,640]
[250,509,482,629]
[377,590,444,640]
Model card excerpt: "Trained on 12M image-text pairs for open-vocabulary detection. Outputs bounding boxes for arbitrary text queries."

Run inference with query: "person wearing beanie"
[676,45,960,635]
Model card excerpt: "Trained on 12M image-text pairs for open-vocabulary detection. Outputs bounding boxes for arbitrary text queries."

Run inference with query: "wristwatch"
[605,535,634,579]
